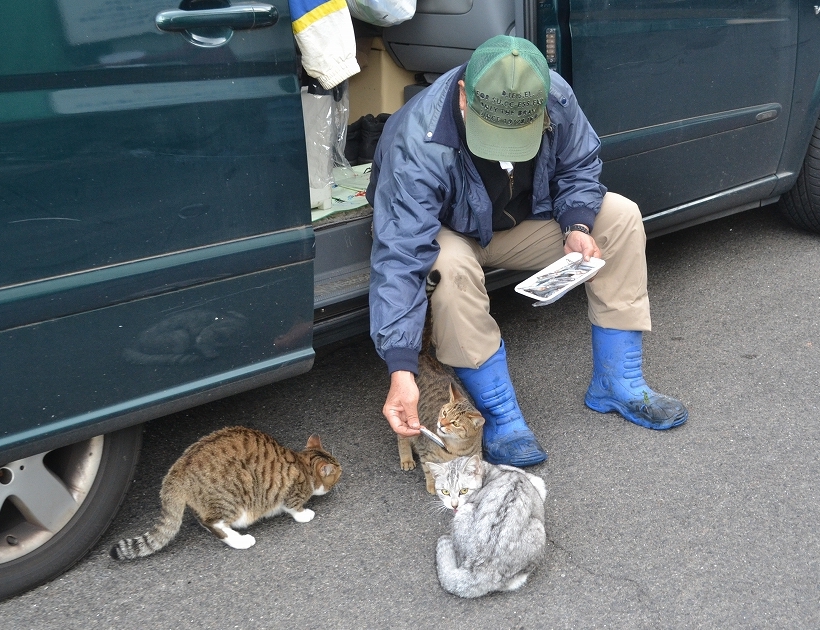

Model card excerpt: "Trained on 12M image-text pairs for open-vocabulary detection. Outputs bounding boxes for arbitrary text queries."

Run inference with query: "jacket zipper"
[504,165,517,227]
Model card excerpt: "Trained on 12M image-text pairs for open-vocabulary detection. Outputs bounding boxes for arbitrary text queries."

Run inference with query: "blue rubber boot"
[454,341,547,466]
[585,325,688,429]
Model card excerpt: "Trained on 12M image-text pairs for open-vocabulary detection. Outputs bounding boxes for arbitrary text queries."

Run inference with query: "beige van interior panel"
[348,38,417,121]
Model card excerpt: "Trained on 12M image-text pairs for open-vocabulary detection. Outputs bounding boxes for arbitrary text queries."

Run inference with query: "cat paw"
[289,508,315,523]
[400,460,416,471]
[213,521,256,549]
[224,532,256,550]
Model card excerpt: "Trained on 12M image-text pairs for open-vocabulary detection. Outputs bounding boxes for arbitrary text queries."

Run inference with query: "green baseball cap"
[464,35,550,162]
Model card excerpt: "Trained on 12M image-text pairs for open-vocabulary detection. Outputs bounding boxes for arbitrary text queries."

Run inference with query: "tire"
[779,116,820,233]
[0,424,143,600]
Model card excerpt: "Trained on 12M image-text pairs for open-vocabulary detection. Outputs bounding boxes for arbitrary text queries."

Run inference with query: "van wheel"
[0,424,142,600]
[780,116,820,233]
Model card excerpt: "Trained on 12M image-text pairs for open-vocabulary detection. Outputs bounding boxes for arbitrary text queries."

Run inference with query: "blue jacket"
[367,64,606,375]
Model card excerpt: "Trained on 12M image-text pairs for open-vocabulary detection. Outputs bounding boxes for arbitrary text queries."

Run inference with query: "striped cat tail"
[109,482,187,560]
[421,269,441,355]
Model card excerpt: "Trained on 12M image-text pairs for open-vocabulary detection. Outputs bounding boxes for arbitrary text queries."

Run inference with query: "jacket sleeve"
[367,120,455,374]
[548,77,606,232]
[289,0,360,89]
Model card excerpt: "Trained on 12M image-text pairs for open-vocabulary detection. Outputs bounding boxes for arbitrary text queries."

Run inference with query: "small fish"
[419,426,446,449]
[517,253,605,306]
[532,256,584,283]
[528,264,596,298]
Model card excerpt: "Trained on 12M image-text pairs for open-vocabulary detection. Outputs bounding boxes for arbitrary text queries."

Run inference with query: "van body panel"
[0,0,312,453]
[567,0,798,216]
[1,262,315,453]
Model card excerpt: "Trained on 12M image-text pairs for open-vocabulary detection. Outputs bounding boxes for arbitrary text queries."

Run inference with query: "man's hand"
[383,370,422,437]
[564,230,601,262]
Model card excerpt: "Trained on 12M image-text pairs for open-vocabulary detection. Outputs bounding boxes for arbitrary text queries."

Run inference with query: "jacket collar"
[430,63,468,149]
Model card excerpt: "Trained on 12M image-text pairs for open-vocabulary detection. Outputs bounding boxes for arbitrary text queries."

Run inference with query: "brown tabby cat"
[110,427,341,559]
[398,270,485,494]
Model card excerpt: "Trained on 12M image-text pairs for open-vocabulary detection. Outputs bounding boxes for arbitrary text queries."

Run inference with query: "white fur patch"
[284,507,315,523]
[231,510,252,529]
[503,573,529,591]
[213,520,256,549]
[525,474,548,501]
[262,505,284,519]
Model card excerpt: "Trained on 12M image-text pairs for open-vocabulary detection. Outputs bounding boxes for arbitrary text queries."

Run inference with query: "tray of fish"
[515,252,605,306]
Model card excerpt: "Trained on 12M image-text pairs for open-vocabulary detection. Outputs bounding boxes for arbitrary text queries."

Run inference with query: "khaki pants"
[430,192,651,369]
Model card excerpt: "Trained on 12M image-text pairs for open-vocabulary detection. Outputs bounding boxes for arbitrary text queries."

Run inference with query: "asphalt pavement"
[2,204,819,629]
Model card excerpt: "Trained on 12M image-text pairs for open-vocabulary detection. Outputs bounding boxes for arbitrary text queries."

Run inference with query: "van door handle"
[155,3,279,33]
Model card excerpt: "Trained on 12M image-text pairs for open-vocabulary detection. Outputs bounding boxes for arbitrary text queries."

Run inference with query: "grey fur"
[428,455,547,598]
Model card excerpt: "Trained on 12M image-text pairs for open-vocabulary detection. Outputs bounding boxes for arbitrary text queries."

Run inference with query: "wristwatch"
[563,223,591,241]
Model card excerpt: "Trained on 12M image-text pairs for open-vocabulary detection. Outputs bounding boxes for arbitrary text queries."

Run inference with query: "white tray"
[515,252,605,306]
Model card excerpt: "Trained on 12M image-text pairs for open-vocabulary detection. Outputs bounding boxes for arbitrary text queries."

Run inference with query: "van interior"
[307,1,527,346]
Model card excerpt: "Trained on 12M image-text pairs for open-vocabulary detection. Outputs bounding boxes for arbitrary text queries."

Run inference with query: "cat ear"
[320,463,337,478]
[463,454,483,475]
[306,434,323,450]
[426,462,446,479]
[470,412,485,429]
[449,383,465,403]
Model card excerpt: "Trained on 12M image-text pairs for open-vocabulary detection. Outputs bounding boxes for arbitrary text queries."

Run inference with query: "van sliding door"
[567,1,797,228]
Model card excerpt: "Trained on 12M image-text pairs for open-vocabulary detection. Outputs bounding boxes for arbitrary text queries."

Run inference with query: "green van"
[2,0,818,598]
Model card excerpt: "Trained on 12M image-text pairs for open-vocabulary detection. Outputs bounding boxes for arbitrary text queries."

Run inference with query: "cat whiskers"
[426,497,454,515]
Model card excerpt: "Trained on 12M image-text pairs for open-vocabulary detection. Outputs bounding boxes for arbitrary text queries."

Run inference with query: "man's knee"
[602,192,640,220]
[430,258,485,305]
[596,193,645,246]
[432,240,485,292]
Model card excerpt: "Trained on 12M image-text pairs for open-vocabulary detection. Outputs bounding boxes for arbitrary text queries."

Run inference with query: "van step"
[314,267,370,308]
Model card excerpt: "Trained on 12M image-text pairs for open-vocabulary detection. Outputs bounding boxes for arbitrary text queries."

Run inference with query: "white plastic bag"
[346,0,416,27]
[301,87,334,194]
[301,80,354,209]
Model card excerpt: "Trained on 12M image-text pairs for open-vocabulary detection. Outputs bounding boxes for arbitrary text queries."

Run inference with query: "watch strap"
[563,223,591,239]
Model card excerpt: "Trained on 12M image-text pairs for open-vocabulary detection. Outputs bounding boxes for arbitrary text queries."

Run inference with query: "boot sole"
[483,434,548,467]
[585,395,688,430]
[483,450,548,467]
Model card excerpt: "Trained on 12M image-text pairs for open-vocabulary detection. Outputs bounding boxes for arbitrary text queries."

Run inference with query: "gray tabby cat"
[398,270,485,494]
[110,427,341,559]
[427,454,547,598]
